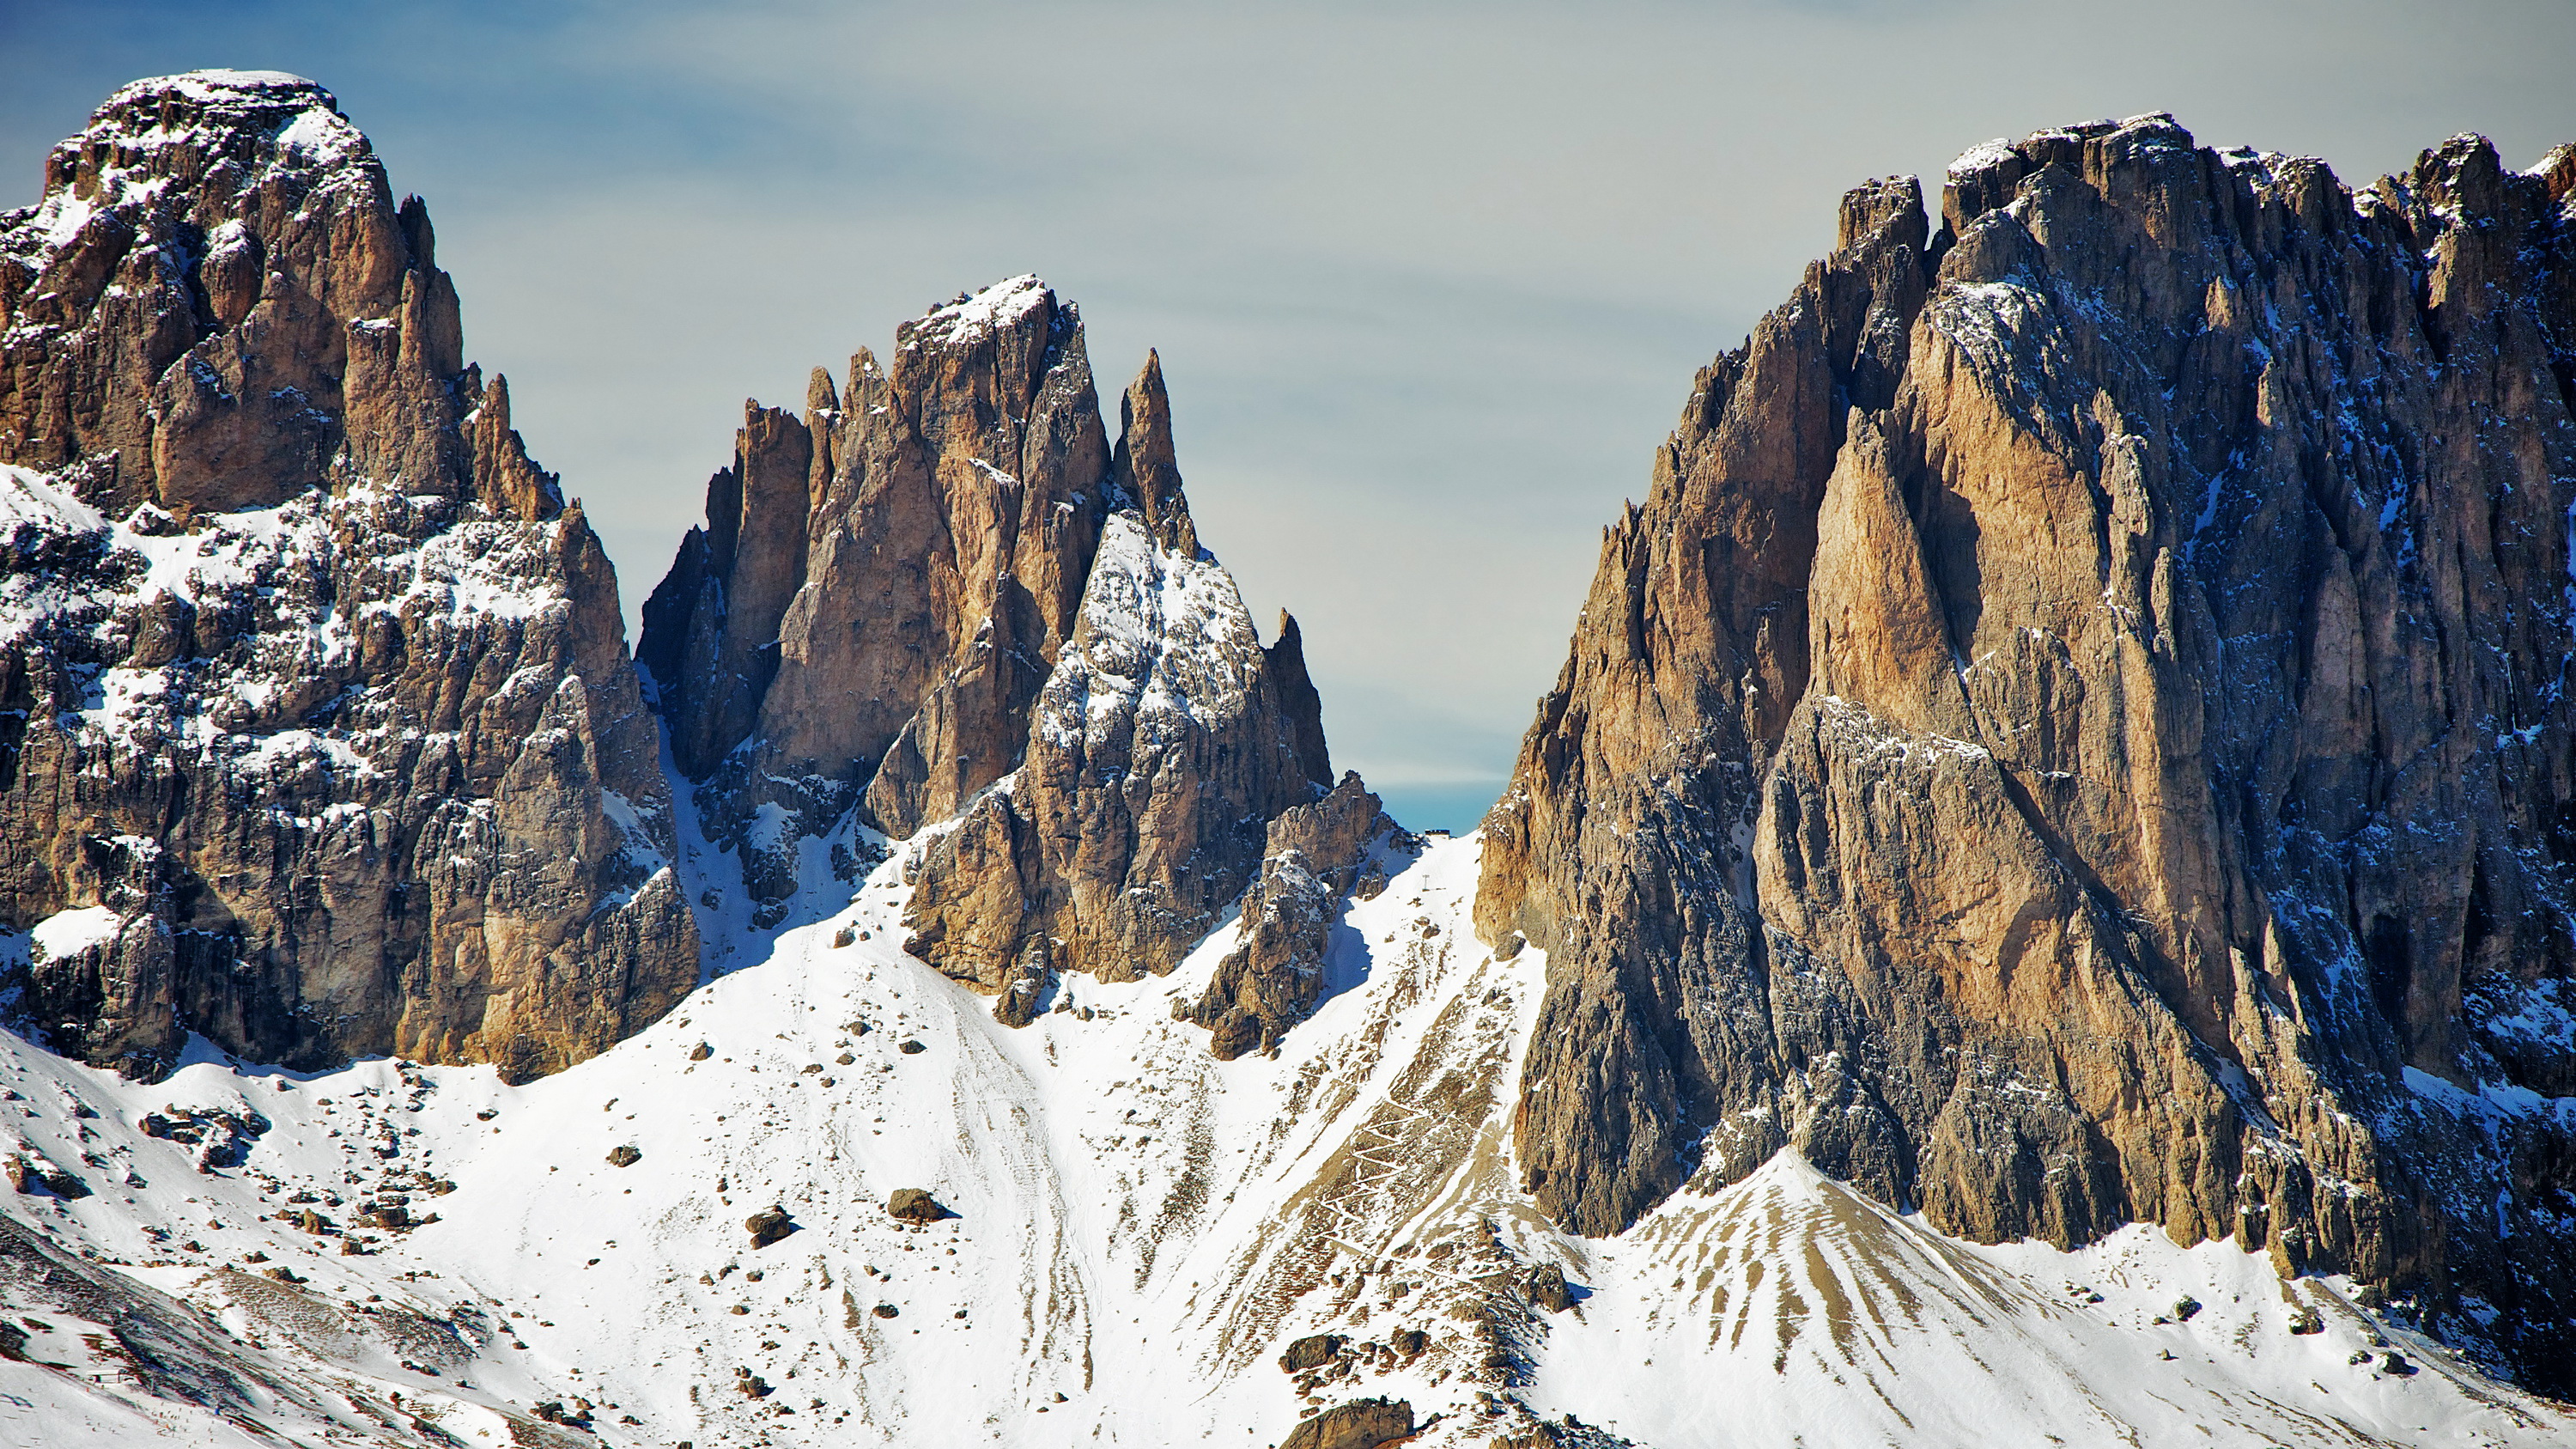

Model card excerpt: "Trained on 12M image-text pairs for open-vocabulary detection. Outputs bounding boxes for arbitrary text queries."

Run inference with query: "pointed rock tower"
[644,277,1367,1027]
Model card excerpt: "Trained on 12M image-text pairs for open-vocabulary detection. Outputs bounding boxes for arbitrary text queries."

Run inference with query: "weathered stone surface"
[643,405,811,780]
[744,1206,794,1248]
[1479,115,2576,1390]
[1525,1262,1575,1314]
[902,504,1334,1003]
[647,277,1343,1012]
[1181,773,1411,1059]
[1278,1397,1413,1449]
[0,73,695,1081]
[885,1187,953,1223]
[1278,1332,1346,1373]
[642,277,1116,917]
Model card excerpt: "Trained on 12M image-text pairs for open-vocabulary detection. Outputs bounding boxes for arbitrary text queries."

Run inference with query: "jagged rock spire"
[1111,349,1199,557]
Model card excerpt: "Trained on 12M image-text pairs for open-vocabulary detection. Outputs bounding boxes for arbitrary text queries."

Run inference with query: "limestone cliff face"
[0,72,695,1081]
[642,278,1340,1015]
[1479,115,2576,1388]
[1179,772,1413,1059]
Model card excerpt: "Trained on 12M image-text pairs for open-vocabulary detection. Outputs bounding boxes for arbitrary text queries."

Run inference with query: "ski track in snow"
[0,834,2569,1448]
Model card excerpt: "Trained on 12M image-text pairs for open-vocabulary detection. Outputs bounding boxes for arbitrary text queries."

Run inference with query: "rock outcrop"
[1279,1397,1414,1449]
[1479,114,2576,1390]
[1180,772,1411,1058]
[0,71,695,1081]
[642,277,1340,1015]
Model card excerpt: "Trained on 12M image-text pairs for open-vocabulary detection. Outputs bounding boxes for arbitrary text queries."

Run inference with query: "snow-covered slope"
[2,832,2567,1447]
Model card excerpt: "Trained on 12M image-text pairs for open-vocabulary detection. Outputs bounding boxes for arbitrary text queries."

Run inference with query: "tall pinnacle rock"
[0,72,696,1081]
[1479,114,2576,1391]
[644,277,1348,1026]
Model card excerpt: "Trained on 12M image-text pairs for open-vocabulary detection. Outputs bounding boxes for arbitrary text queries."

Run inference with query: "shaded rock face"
[1479,114,2576,1389]
[1181,772,1412,1059]
[645,277,1338,1004]
[0,72,695,1081]
[902,508,1333,1007]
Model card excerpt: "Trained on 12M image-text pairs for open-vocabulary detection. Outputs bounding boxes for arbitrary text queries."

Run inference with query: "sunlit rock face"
[1477,114,2576,1390]
[641,281,1338,1008]
[0,72,694,1081]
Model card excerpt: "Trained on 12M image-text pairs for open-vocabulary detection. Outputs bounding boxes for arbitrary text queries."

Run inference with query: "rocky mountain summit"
[0,71,694,1081]
[641,277,1368,1027]
[1479,113,2576,1390]
[6,70,2576,1449]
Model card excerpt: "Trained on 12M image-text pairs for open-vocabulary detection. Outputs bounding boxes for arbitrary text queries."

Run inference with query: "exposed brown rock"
[4,1150,88,1199]
[744,1205,794,1248]
[885,1187,954,1223]
[647,404,811,779]
[1109,349,1198,557]
[646,277,1344,1015]
[1278,1332,1346,1373]
[0,72,695,1081]
[1478,114,2576,1391]
[1279,1397,1413,1449]
[902,502,1334,1004]
[1525,1263,1574,1314]
[1181,773,1411,1058]
[642,277,1115,918]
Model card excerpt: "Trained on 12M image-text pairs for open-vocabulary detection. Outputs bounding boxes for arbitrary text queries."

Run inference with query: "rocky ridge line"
[1478,113,2576,1391]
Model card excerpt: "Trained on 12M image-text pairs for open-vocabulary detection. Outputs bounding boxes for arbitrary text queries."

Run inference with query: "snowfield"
[2,833,2569,1448]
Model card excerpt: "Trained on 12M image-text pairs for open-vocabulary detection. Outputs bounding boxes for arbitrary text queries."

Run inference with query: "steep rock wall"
[1478,115,2576,1389]
[0,71,695,1081]
[643,278,1339,1013]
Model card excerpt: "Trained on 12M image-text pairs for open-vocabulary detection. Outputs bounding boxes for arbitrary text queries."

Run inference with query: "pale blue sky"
[7,0,2572,829]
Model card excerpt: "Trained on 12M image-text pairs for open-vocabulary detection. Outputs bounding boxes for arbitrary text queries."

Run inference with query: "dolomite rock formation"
[0,72,694,1081]
[1181,771,1413,1059]
[642,277,1339,1013]
[1478,114,2576,1389]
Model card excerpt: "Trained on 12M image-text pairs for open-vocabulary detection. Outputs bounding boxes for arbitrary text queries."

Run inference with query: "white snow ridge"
[0,830,2567,1447]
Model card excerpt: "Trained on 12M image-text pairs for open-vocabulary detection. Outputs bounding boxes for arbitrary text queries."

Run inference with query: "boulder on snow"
[1527,1262,1576,1313]
[606,1146,641,1167]
[744,1205,797,1248]
[4,1151,89,1199]
[139,1106,271,1171]
[1279,1397,1413,1449]
[887,1187,955,1223]
[1279,1333,1346,1373]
